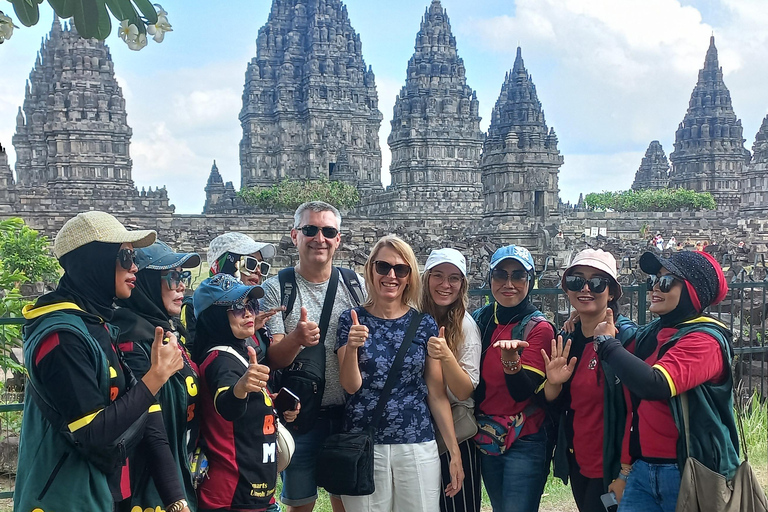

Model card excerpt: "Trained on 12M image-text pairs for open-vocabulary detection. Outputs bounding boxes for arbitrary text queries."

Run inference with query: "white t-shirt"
[446,311,482,408]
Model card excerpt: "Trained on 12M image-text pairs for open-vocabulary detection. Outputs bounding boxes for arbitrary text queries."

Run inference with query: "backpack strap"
[338,267,364,306]
[208,345,249,367]
[279,267,298,320]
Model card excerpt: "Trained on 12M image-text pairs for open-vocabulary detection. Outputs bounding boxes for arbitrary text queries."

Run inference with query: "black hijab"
[115,269,173,333]
[191,305,241,365]
[47,241,120,321]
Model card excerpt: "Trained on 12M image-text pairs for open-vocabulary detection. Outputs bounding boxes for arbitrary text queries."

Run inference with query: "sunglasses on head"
[228,300,258,317]
[647,274,681,293]
[564,275,611,294]
[299,225,339,238]
[238,256,270,277]
[116,248,136,270]
[491,268,529,284]
[161,270,192,290]
[374,260,411,278]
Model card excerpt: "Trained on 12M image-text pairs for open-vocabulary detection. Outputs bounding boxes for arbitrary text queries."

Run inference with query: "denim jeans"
[479,428,549,512]
[619,460,681,512]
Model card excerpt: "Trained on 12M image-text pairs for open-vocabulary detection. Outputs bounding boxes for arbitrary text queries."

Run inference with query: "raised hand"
[541,335,577,386]
[150,326,183,381]
[253,306,285,331]
[428,326,453,362]
[562,310,580,334]
[594,308,617,338]
[492,339,529,362]
[293,307,321,347]
[233,346,271,399]
[346,309,369,350]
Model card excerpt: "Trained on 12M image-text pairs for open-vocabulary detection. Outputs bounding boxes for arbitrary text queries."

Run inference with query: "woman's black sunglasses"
[564,275,611,294]
[491,268,529,284]
[228,300,258,317]
[647,274,680,293]
[161,270,192,289]
[374,260,411,278]
[116,248,136,270]
[299,225,339,238]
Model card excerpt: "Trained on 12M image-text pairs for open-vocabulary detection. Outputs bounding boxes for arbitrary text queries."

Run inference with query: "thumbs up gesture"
[428,326,453,362]
[347,309,369,350]
[293,306,321,347]
[234,345,271,399]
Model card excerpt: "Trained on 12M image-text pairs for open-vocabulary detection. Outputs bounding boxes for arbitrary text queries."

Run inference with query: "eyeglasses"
[116,248,136,270]
[228,300,258,317]
[374,260,411,278]
[161,270,192,290]
[429,271,463,287]
[564,275,611,294]
[647,274,681,293]
[491,268,529,284]
[238,256,271,277]
[299,225,339,238]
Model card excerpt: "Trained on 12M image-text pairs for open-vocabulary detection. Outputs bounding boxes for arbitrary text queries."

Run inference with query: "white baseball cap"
[207,232,276,263]
[424,248,467,276]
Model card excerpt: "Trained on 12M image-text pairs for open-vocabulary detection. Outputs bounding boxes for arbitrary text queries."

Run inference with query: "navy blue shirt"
[336,307,438,444]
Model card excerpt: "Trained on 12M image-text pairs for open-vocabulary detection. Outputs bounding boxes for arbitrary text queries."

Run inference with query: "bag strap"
[279,267,298,320]
[369,311,423,433]
[338,267,364,306]
[317,267,340,347]
[208,345,249,368]
[680,391,692,459]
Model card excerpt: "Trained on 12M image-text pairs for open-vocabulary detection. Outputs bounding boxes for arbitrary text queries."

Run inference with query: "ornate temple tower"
[481,47,562,220]
[741,115,768,213]
[631,141,670,190]
[668,36,750,211]
[239,0,383,192]
[383,0,484,215]
[0,143,17,211]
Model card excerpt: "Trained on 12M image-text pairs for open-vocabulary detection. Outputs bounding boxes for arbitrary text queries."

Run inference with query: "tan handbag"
[276,419,295,472]
[675,393,768,512]
[435,402,479,455]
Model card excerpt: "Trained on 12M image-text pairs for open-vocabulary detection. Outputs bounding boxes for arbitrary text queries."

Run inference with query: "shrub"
[0,218,60,284]
[584,188,716,212]
[238,178,360,211]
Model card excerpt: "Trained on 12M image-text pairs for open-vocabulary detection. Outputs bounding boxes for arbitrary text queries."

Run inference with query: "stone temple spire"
[741,115,768,213]
[239,0,383,192]
[383,0,484,216]
[481,47,562,219]
[0,143,17,211]
[669,36,750,211]
[632,141,670,190]
[12,16,134,192]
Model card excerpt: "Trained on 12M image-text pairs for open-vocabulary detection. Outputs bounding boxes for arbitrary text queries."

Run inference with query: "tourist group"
[15,201,745,512]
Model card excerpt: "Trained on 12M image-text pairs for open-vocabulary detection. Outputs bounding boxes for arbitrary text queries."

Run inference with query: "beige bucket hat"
[561,248,622,300]
[53,211,157,259]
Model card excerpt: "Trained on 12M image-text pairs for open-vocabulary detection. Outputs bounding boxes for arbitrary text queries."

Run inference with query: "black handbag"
[315,311,423,496]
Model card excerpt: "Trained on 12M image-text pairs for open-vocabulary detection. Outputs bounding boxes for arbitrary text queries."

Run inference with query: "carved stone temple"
[632,141,670,190]
[742,115,768,213]
[669,36,750,211]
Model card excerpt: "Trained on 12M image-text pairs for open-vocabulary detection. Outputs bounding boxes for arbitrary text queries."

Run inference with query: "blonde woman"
[419,248,482,512]
[336,235,463,512]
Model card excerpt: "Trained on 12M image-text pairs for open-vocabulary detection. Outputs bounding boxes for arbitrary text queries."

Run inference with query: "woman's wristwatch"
[593,334,613,353]
[167,499,188,512]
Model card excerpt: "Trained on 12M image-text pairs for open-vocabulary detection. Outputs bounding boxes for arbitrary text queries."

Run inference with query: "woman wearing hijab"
[191,274,279,512]
[592,250,738,512]
[14,211,190,512]
[419,248,482,512]
[542,249,638,511]
[112,241,202,511]
[471,245,555,512]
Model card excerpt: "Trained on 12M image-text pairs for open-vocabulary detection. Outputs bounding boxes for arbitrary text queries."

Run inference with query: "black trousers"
[569,452,608,512]
[439,438,482,512]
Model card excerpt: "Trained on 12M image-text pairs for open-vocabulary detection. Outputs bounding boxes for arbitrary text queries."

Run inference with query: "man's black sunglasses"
[374,260,411,278]
[116,248,136,270]
[564,275,611,294]
[647,274,681,293]
[299,225,339,238]
[491,268,529,284]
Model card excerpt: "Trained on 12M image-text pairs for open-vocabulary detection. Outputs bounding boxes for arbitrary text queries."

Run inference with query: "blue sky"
[2,0,768,214]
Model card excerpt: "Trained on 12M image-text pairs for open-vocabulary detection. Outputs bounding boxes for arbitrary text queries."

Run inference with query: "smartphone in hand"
[274,387,300,414]
[600,492,618,512]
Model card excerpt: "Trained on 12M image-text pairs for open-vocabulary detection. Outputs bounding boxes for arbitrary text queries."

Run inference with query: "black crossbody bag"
[315,311,423,496]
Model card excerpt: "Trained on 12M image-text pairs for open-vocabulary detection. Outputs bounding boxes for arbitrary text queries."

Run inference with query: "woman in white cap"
[419,248,482,512]
[14,211,189,512]
[542,249,637,512]
[471,244,555,512]
[112,241,202,511]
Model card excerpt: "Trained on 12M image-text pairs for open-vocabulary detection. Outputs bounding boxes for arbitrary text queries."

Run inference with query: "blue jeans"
[619,460,681,512]
[479,428,549,512]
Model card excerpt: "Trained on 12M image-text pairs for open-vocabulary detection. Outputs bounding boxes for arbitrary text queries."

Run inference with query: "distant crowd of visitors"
[15,201,744,512]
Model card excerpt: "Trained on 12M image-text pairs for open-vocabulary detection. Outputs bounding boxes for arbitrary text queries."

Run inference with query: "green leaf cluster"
[583,188,717,212]
[10,0,157,39]
[0,218,61,285]
[238,179,361,211]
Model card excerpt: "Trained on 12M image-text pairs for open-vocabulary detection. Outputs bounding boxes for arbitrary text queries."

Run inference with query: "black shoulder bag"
[315,311,423,496]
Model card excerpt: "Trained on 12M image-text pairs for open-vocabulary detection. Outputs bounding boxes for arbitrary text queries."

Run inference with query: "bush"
[238,178,360,211]
[584,189,716,212]
[0,218,60,284]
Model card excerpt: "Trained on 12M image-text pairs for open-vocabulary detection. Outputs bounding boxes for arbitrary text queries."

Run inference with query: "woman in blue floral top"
[336,235,463,512]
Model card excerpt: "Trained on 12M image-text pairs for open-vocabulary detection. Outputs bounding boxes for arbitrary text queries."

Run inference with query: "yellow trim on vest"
[535,379,547,394]
[148,404,162,413]
[109,366,117,378]
[23,301,85,320]
[68,409,103,432]
[522,365,545,378]
[680,316,727,330]
[214,386,231,416]
[653,364,678,396]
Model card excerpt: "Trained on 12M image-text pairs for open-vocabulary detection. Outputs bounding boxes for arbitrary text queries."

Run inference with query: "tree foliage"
[238,179,361,211]
[0,218,60,284]
[584,188,717,212]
